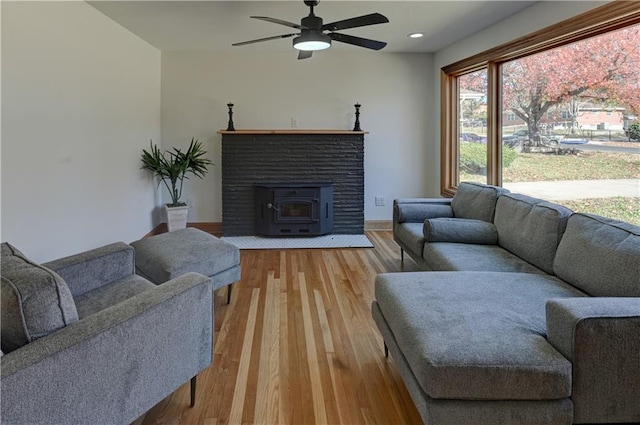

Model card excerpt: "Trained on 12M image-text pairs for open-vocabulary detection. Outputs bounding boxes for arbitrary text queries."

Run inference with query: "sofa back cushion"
[1,243,79,353]
[494,194,573,274]
[554,213,640,296]
[451,182,509,222]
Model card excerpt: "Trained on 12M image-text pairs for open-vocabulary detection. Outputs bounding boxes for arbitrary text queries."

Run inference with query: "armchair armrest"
[546,298,640,423]
[1,272,213,425]
[43,242,135,297]
[393,198,453,224]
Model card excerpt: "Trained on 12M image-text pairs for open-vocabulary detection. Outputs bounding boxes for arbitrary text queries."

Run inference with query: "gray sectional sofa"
[373,182,640,424]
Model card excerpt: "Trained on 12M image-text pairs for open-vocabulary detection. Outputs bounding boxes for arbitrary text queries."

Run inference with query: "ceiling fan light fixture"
[293,33,331,51]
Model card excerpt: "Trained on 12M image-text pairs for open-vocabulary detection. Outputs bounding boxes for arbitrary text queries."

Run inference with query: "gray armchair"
[1,242,213,425]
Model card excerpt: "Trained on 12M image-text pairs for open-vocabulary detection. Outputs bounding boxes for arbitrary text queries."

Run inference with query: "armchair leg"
[400,248,404,263]
[384,342,389,358]
[190,376,197,407]
[226,284,232,304]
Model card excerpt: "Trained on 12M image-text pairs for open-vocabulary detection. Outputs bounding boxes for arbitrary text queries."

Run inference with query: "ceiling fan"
[232,0,389,60]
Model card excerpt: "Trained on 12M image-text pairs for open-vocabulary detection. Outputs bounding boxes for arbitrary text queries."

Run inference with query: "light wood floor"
[134,231,422,425]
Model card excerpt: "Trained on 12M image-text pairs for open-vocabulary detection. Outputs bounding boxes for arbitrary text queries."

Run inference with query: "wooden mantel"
[218,129,368,135]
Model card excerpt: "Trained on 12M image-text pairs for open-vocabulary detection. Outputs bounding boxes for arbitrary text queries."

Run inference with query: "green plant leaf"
[140,138,213,205]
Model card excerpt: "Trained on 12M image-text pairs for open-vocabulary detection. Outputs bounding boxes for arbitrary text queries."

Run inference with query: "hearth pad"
[220,234,373,250]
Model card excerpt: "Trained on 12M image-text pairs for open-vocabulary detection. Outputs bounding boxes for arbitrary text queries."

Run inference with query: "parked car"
[460,132,482,142]
[502,133,521,147]
[462,119,485,127]
[559,136,588,144]
[502,129,564,147]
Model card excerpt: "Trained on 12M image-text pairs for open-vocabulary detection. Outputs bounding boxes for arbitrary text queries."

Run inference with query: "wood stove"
[255,182,333,236]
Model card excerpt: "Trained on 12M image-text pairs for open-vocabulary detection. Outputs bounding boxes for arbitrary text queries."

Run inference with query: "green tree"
[627,122,640,141]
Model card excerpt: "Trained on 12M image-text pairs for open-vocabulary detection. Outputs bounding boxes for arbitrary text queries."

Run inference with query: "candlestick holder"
[226,102,235,131]
[353,103,361,131]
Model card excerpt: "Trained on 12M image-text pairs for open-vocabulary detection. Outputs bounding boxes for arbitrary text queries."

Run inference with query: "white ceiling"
[89,1,538,53]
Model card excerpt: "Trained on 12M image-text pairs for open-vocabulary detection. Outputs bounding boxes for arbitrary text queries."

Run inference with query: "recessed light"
[408,32,424,39]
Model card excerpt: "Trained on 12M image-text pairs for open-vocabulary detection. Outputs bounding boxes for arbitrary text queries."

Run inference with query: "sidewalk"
[504,179,640,201]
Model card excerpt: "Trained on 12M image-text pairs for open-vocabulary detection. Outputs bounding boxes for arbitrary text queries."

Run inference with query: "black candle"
[227,102,235,131]
[353,103,361,131]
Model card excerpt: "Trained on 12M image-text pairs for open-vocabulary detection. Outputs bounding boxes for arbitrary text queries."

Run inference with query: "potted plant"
[141,138,213,232]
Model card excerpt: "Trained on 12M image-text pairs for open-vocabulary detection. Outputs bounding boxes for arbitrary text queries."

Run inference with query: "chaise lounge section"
[374,184,640,424]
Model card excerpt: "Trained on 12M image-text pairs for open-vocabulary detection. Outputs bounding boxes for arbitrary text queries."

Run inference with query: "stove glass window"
[280,202,311,218]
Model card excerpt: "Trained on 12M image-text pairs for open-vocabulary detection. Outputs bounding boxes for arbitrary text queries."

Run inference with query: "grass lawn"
[562,197,640,225]
[460,151,640,225]
[502,151,640,182]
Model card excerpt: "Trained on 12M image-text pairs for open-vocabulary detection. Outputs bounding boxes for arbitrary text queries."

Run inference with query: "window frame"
[440,2,640,196]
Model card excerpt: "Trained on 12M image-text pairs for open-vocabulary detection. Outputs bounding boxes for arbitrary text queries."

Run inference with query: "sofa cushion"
[451,182,509,222]
[375,271,585,401]
[554,213,640,296]
[422,243,545,273]
[423,218,498,244]
[494,193,572,275]
[1,243,79,352]
[395,222,425,257]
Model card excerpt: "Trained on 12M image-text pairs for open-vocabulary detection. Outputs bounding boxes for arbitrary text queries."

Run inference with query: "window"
[458,71,488,184]
[442,3,640,223]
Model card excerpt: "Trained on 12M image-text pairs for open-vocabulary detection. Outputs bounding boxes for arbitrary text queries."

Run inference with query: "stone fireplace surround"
[220,130,366,237]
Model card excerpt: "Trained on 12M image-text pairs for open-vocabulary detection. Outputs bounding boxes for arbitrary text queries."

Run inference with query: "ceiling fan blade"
[322,13,389,31]
[251,16,305,30]
[328,32,387,50]
[298,50,313,60]
[232,33,297,46]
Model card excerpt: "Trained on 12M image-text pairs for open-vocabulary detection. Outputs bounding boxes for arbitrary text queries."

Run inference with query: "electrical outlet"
[375,196,385,206]
[291,117,298,128]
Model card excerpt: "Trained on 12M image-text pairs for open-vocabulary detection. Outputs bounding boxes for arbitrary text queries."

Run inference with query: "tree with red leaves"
[462,25,639,144]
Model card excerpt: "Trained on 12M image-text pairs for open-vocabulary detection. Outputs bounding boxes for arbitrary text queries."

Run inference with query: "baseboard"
[188,222,223,237]
[144,222,223,238]
[365,220,392,231]
[144,223,167,237]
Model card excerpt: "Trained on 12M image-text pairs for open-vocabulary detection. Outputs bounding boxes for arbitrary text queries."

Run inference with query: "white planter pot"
[165,205,189,232]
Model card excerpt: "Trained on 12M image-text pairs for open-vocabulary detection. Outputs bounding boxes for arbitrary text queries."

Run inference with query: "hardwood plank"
[253,272,280,424]
[298,273,328,424]
[364,220,392,231]
[228,288,261,424]
[138,231,422,425]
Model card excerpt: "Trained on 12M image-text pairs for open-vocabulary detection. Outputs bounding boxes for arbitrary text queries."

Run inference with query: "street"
[565,141,640,154]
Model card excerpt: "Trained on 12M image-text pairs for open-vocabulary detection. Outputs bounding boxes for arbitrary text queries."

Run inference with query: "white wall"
[1,1,161,262]
[161,50,434,223]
